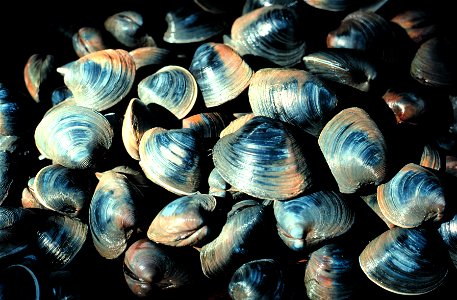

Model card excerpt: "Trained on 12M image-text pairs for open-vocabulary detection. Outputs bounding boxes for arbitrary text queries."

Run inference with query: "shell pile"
[0,0,456,299]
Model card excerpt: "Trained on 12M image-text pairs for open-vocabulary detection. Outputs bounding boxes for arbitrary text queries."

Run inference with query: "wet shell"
[31,163,95,218]
[104,11,156,48]
[273,190,355,251]
[128,47,171,70]
[138,127,204,195]
[72,26,107,58]
[228,258,286,300]
[0,151,14,206]
[147,193,217,247]
[189,42,253,108]
[212,115,314,201]
[200,200,269,278]
[248,67,339,137]
[318,107,388,194]
[304,0,363,11]
[195,0,245,14]
[123,238,201,297]
[377,163,445,228]
[226,5,306,67]
[34,105,114,169]
[438,213,457,268]
[242,0,298,14]
[50,86,73,106]
[304,243,358,300]
[89,170,144,259]
[0,83,24,136]
[164,1,228,44]
[302,48,380,93]
[121,98,155,161]
[219,113,255,138]
[359,227,449,295]
[137,65,198,119]
[56,49,136,112]
[420,143,443,171]
[23,53,57,103]
[182,112,233,139]
[391,8,438,45]
[382,88,428,125]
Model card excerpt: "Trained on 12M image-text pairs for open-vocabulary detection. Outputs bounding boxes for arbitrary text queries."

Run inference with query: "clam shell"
[219,113,255,138]
[0,151,14,206]
[318,107,388,194]
[227,5,306,67]
[303,0,363,11]
[377,163,445,228]
[189,42,253,108]
[382,88,428,125]
[213,115,314,201]
[128,46,171,70]
[72,26,107,58]
[147,193,217,247]
[420,143,443,171]
[248,67,339,137]
[273,190,355,251]
[23,53,57,104]
[438,213,457,268]
[56,49,136,112]
[391,8,438,45]
[359,227,449,295]
[104,11,156,48]
[0,83,24,136]
[34,105,114,169]
[137,65,198,119]
[182,112,233,139]
[139,127,204,195]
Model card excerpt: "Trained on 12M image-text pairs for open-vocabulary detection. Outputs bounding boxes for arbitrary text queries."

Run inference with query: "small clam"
[34,104,114,169]
[23,53,58,104]
[382,87,428,125]
[377,162,445,228]
[359,226,449,295]
[89,170,144,259]
[128,46,171,70]
[248,67,339,137]
[56,49,136,112]
[137,65,198,119]
[420,143,443,171]
[273,190,355,252]
[104,10,156,49]
[228,258,287,300]
[72,26,107,58]
[226,5,306,67]
[189,42,253,108]
[139,127,205,195]
[318,107,388,194]
[147,193,217,247]
[212,115,314,201]
[391,7,438,45]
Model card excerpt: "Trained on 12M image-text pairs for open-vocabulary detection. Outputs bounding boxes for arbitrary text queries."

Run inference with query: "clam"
[302,48,381,93]
[207,167,245,200]
[56,48,136,112]
[212,115,314,201]
[138,127,205,195]
[382,87,428,125]
[34,104,114,169]
[147,193,217,247]
[273,190,355,252]
[225,5,306,67]
[189,42,253,108]
[137,65,198,119]
[72,26,107,58]
[228,258,287,300]
[377,162,445,228]
[50,86,72,107]
[23,53,58,104]
[219,113,255,138]
[0,151,14,206]
[28,163,95,218]
[438,212,457,268]
[248,67,339,137]
[359,226,449,295]
[104,10,156,49]
[199,199,271,278]
[318,107,388,194]
[182,112,234,140]
[0,83,25,136]
[420,143,443,171]
[305,243,358,300]
[163,1,228,44]
[391,7,438,45]
[89,170,145,259]
[128,46,171,70]
[123,238,203,297]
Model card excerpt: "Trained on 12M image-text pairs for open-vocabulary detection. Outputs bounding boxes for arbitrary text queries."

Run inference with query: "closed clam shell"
[228,258,286,300]
[137,65,198,119]
[104,10,156,48]
[227,5,306,67]
[89,170,144,259]
[318,107,388,194]
[391,8,438,44]
[420,143,442,171]
[32,163,95,217]
[189,42,253,108]
[382,88,428,125]
[0,83,24,136]
[302,48,380,93]
[248,67,339,137]
[128,47,171,70]
[34,105,114,169]
[139,127,204,195]
[164,1,228,44]
[438,213,457,268]
[72,26,107,58]
[199,199,269,278]
[273,190,355,251]
[147,193,217,247]
[359,227,449,295]
[23,53,57,104]
[377,163,445,228]
[305,243,358,300]
[213,115,314,201]
[56,49,136,112]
